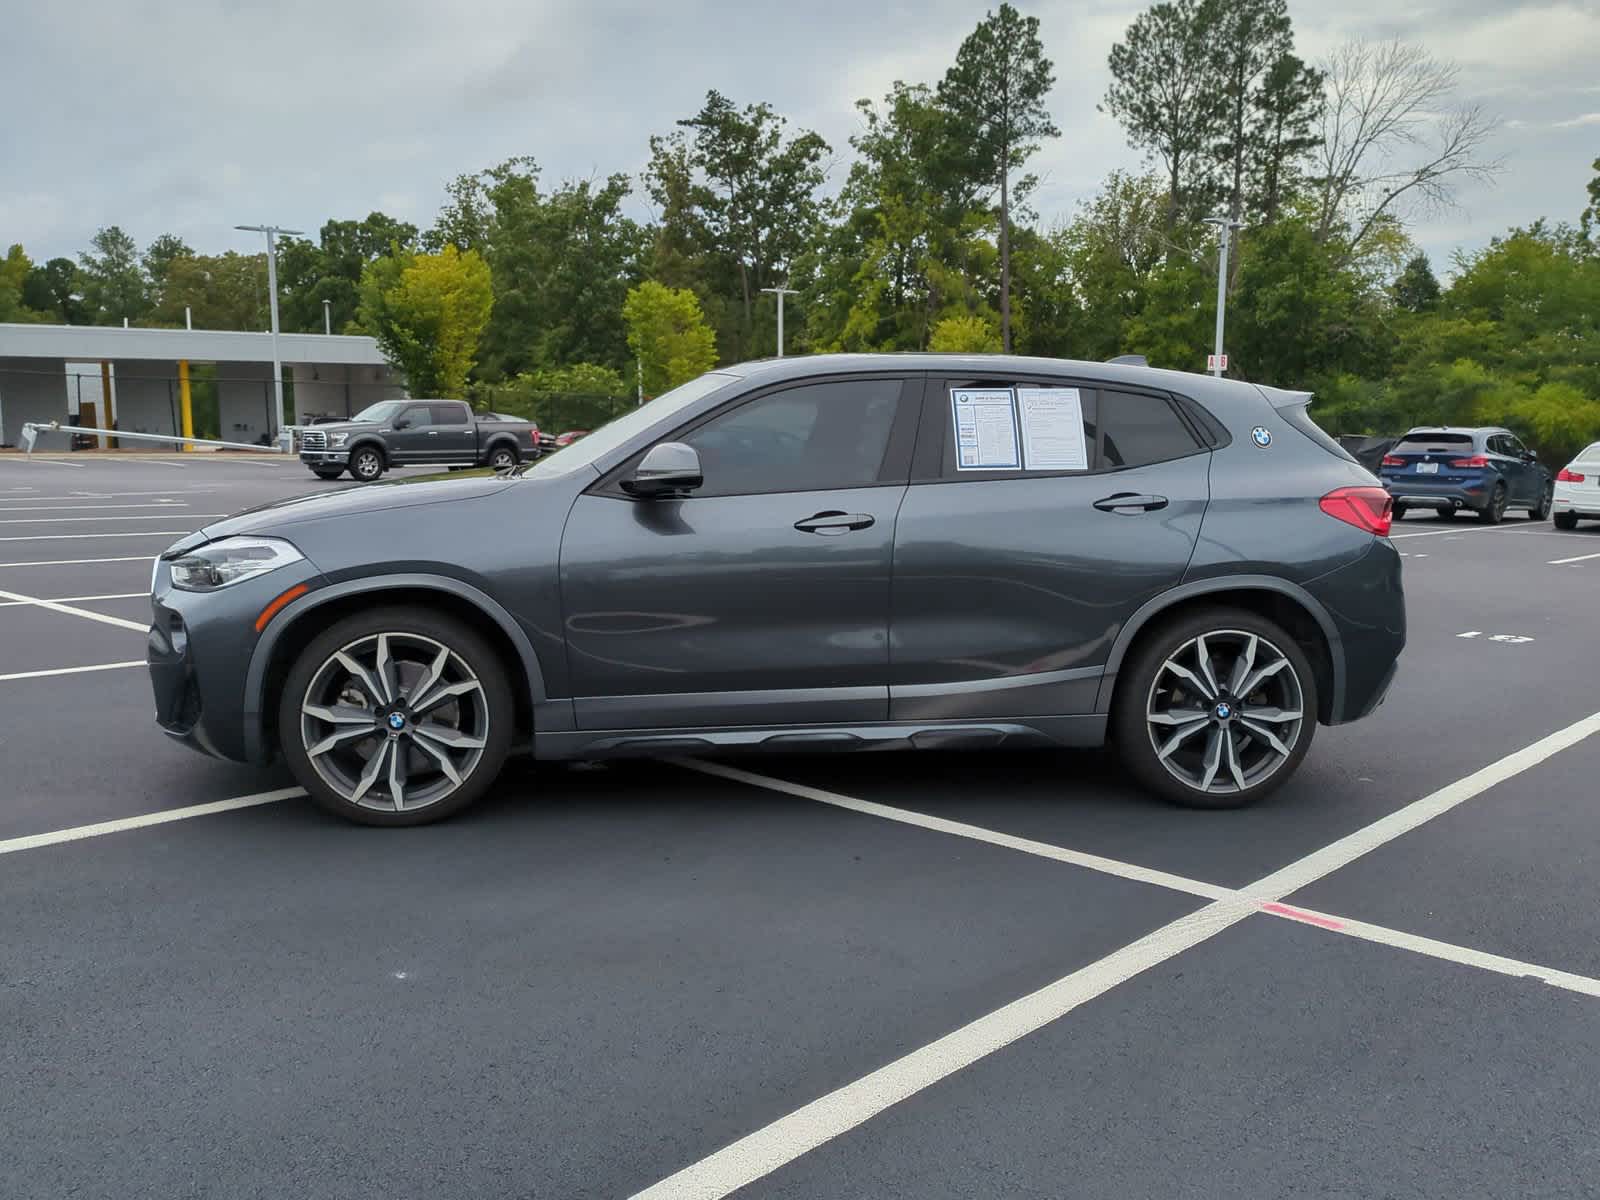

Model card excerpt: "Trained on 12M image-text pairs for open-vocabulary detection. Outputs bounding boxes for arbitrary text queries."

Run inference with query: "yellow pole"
[178,360,194,451]
[100,362,115,449]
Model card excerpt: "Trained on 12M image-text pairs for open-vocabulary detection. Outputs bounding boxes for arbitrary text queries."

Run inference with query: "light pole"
[1202,216,1242,377]
[322,298,332,336]
[760,285,798,357]
[236,223,303,446]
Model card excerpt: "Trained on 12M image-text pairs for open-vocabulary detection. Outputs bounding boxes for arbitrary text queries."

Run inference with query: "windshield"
[519,372,739,477]
[351,400,405,423]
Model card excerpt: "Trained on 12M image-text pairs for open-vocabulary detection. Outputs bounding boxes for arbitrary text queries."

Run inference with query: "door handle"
[1093,493,1169,513]
[794,511,876,535]
[426,430,440,436]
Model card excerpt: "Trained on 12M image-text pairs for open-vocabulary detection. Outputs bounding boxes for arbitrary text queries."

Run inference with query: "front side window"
[681,379,902,497]
[397,405,434,429]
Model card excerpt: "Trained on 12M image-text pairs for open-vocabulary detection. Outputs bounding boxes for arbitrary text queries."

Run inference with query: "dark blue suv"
[1380,426,1553,523]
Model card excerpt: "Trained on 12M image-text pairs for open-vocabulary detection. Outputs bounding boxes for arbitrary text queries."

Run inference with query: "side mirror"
[622,442,703,498]
[393,417,412,431]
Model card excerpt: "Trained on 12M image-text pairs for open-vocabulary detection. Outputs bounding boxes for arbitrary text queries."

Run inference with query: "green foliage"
[142,234,194,295]
[279,212,418,335]
[623,281,717,395]
[358,245,494,397]
[21,257,83,322]
[149,252,267,330]
[937,3,1059,350]
[0,244,40,322]
[929,314,1002,353]
[468,363,631,432]
[78,226,149,324]
[1392,252,1441,312]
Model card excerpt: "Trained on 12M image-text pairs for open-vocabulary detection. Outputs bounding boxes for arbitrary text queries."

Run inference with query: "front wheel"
[1529,482,1553,520]
[1478,483,1507,524]
[277,608,515,826]
[1554,512,1579,530]
[350,446,385,482]
[310,467,345,481]
[1112,609,1318,810]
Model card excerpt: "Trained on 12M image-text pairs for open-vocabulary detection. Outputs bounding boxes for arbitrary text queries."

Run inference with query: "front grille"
[301,429,327,450]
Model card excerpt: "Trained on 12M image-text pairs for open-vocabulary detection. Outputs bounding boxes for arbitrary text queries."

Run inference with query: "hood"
[191,472,517,544]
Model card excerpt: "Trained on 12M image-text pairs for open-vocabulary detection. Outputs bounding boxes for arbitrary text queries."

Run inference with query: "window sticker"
[951,388,1021,470]
[1016,387,1090,471]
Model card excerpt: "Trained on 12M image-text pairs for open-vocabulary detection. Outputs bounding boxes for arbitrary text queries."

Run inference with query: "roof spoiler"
[1106,354,1148,367]
[1257,384,1314,410]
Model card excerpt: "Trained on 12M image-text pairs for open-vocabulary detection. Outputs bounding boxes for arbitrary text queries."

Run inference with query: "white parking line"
[0,502,186,512]
[0,660,145,682]
[650,713,1600,1199]
[0,457,85,468]
[1390,524,1550,540]
[0,587,148,631]
[0,531,191,542]
[0,513,222,525]
[1549,550,1600,565]
[0,788,306,857]
[0,491,207,502]
[0,555,156,568]
[118,458,186,468]
[0,591,145,608]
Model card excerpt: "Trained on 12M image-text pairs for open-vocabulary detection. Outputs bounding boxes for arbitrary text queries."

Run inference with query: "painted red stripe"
[1259,901,1345,931]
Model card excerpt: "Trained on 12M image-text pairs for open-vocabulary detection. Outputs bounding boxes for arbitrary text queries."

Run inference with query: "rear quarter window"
[1280,404,1357,463]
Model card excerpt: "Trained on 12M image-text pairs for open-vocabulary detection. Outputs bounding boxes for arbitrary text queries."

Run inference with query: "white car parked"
[1553,441,1600,530]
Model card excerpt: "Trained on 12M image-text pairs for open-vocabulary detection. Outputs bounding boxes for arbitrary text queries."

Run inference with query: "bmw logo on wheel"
[1214,702,1232,720]
[1251,426,1272,448]
[387,712,407,731]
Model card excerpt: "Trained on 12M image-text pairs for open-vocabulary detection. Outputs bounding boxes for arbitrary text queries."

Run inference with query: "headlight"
[328,432,349,447]
[169,536,304,592]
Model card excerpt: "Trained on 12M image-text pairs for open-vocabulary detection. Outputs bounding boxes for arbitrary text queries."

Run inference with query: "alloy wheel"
[490,448,516,470]
[298,632,489,813]
[353,451,382,480]
[1144,629,1305,796]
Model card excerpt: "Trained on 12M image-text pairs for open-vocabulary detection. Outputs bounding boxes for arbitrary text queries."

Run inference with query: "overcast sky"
[5,0,1597,272]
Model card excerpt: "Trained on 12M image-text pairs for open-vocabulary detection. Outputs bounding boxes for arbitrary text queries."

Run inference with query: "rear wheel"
[1392,502,1408,521]
[1478,483,1507,524]
[1554,512,1579,530]
[1112,608,1318,810]
[1529,482,1553,520]
[350,446,385,482]
[1435,506,1454,520]
[278,608,514,826]
[487,444,519,471]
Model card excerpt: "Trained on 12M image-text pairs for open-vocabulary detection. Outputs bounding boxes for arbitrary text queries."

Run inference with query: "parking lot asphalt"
[3,454,1600,1199]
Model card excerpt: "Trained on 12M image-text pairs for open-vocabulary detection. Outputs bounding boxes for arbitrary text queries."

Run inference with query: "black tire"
[487,444,519,471]
[311,467,345,481]
[350,445,385,482]
[1391,502,1408,521]
[1478,483,1507,524]
[277,607,515,827]
[1112,607,1318,810]
[1435,507,1454,520]
[1528,482,1553,520]
[1554,511,1579,530]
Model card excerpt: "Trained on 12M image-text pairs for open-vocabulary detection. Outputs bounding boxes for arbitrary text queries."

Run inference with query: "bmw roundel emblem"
[1251,426,1272,448]
[1215,702,1232,720]
[387,712,407,731]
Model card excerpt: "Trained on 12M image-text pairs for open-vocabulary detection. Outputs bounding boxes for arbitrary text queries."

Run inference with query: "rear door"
[429,401,478,463]
[888,374,1211,720]
[386,403,435,464]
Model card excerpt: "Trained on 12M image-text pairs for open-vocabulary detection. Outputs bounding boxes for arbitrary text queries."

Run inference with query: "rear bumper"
[1305,540,1406,725]
[1383,480,1488,509]
[1552,484,1600,517]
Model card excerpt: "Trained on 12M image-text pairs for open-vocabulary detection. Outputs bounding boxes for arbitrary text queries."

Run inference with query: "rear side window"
[1099,391,1202,469]
[430,402,471,425]
[1395,432,1473,453]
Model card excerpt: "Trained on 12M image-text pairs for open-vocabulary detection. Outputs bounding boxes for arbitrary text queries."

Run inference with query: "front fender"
[241,573,555,763]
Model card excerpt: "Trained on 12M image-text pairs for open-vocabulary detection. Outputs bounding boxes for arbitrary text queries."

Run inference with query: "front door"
[386,403,435,464]
[558,375,919,730]
[888,375,1211,720]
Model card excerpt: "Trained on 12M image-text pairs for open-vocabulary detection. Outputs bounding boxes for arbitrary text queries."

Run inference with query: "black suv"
[149,355,1406,825]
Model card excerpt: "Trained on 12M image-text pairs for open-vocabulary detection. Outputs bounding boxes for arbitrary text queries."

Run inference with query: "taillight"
[1557,468,1585,483]
[1450,454,1489,468]
[1320,486,1393,537]
[1380,454,1404,468]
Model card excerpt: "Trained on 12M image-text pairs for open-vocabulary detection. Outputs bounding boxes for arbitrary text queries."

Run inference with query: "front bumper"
[148,554,325,764]
[299,450,349,467]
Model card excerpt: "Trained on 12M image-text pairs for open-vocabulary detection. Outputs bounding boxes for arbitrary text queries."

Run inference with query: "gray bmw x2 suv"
[149,355,1405,826]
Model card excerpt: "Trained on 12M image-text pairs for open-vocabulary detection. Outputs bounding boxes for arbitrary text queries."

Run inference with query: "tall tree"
[1314,38,1502,253]
[623,281,717,394]
[1392,252,1441,312]
[1248,52,1324,222]
[1582,156,1600,242]
[142,233,194,301]
[0,244,34,322]
[78,226,148,325]
[149,252,267,330]
[938,3,1060,352]
[647,91,829,360]
[278,212,418,334]
[358,245,494,397]
[1103,0,1224,226]
[1208,0,1293,219]
[21,257,83,323]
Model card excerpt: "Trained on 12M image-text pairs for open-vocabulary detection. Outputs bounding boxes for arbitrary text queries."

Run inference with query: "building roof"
[0,322,389,367]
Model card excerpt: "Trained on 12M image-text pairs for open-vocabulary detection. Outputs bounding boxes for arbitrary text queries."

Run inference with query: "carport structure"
[0,322,401,449]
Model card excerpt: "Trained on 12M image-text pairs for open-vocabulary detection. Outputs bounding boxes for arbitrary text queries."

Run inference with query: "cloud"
[1553,113,1600,128]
